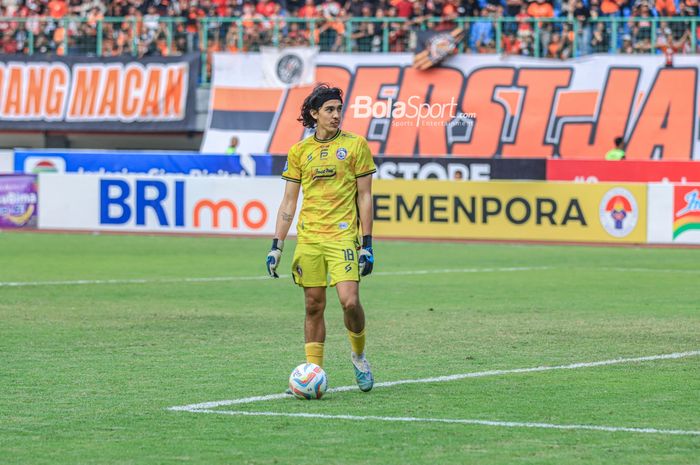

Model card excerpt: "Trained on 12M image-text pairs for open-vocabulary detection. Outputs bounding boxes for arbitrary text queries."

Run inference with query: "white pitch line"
[168,350,700,411]
[185,409,700,437]
[600,267,700,274]
[0,266,551,287]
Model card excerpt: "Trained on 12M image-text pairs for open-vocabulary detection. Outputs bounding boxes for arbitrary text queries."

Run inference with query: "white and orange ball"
[288,363,328,400]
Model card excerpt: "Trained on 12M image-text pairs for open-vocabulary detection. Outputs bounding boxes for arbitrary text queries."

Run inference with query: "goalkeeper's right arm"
[266,181,301,278]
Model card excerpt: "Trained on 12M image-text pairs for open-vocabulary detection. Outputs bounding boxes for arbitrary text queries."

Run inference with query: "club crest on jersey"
[336,148,347,160]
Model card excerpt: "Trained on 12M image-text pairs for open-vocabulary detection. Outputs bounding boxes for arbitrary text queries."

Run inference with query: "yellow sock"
[305,342,325,367]
[347,328,366,355]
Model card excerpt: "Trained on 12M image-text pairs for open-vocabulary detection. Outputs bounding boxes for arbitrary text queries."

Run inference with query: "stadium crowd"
[0,0,697,58]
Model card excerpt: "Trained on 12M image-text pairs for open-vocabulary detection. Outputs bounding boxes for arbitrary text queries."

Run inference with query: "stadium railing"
[1,16,696,83]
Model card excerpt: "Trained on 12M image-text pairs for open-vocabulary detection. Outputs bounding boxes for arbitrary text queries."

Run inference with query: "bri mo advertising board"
[38,173,294,235]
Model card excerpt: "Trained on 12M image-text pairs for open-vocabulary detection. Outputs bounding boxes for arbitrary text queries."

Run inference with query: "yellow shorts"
[291,240,360,288]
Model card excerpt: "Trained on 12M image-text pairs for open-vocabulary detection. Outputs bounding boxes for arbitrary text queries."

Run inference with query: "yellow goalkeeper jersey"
[282,129,376,244]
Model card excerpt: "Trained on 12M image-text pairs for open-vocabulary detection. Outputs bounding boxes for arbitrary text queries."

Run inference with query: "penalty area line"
[168,350,700,437]
[185,409,700,437]
[168,350,700,411]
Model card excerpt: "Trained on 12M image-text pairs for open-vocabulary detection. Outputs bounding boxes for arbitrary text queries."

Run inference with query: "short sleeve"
[282,145,301,183]
[353,138,376,178]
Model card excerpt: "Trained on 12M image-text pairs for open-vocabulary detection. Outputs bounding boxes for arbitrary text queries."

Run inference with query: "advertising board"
[38,173,292,235]
[373,180,647,243]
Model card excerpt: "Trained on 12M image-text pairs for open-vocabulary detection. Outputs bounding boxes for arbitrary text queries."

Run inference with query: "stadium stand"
[0,0,697,69]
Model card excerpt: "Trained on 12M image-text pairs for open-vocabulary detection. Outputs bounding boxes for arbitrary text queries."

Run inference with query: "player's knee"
[305,295,325,316]
[341,297,360,314]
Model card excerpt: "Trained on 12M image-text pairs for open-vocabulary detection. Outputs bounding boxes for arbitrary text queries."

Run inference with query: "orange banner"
[0,54,198,131]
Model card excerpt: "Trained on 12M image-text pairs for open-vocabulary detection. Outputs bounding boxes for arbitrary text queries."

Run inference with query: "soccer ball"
[288,363,328,400]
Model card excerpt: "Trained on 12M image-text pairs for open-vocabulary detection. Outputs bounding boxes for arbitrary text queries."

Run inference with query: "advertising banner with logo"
[270,155,545,180]
[547,160,700,183]
[648,183,700,244]
[372,180,647,243]
[38,173,294,234]
[202,53,699,160]
[0,54,199,131]
[0,175,38,229]
[16,150,273,177]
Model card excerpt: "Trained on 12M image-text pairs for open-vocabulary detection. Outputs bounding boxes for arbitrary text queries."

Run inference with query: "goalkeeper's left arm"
[356,175,374,277]
[266,181,301,278]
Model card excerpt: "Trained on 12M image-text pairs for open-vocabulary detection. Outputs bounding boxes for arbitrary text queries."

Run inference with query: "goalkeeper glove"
[358,235,374,277]
[266,239,284,278]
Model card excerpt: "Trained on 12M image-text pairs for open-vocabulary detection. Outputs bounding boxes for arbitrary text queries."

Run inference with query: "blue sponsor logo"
[100,179,185,226]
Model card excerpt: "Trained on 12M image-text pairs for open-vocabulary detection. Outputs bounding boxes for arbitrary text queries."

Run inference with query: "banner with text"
[202,54,699,160]
[16,149,273,177]
[38,173,296,235]
[372,180,647,243]
[0,54,199,131]
[0,175,37,229]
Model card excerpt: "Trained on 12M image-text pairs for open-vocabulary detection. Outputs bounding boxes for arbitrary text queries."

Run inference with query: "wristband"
[272,238,284,251]
[362,235,372,249]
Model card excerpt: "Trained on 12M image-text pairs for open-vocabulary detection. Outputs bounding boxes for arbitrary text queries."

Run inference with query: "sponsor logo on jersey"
[312,166,337,180]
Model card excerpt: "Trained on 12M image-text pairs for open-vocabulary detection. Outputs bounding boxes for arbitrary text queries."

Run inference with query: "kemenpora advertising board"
[38,173,296,235]
[372,180,647,243]
[0,175,38,229]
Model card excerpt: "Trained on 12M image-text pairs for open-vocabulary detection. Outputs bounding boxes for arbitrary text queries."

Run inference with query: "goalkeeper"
[266,84,376,392]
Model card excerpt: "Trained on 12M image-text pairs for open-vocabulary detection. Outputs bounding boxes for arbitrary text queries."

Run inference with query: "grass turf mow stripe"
[185,410,700,437]
[0,266,552,287]
[168,350,700,436]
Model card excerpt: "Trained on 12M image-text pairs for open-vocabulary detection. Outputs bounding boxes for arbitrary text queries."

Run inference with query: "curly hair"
[297,84,344,128]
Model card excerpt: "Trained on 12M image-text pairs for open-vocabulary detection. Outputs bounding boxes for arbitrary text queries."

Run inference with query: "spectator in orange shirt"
[600,0,624,15]
[656,0,677,15]
[437,0,460,31]
[298,0,318,18]
[527,0,553,56]
[47,0,68,19]
[527,0,554,18]
[547,32,562,57]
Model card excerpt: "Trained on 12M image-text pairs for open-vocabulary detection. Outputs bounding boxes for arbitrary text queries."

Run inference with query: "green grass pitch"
[1,232,699,465]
